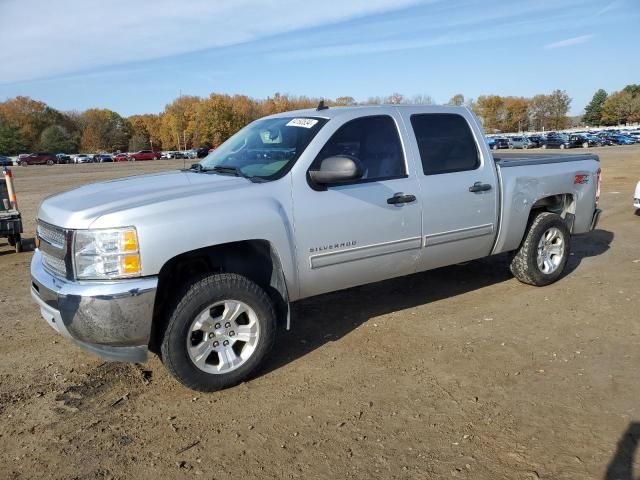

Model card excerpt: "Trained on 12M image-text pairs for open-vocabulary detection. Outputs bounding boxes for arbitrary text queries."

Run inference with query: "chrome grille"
[41,250,67,277]
[37,220,69,278]
[37,221,66,249]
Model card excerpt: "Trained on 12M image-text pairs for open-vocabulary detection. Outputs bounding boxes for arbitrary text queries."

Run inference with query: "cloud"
[0,0,421,84]
[544,34,594,49]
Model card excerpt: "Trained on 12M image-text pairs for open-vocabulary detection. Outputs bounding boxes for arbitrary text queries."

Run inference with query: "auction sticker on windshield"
[286,118,319,128]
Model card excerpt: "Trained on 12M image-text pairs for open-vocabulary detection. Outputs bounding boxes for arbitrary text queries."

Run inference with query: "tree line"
[0,86,638,155]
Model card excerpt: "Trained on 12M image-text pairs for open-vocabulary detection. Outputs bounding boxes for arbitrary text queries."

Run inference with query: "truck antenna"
[316,99,329,111]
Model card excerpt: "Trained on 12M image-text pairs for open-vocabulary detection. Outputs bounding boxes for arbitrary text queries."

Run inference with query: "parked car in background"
[196,147,210,158]
[113,153,129,162]
[56,153,72,164]
[20,152,57,166]
[492,137,509,150]
[166,151,187,159]
[610,134,636,145]
[527,135,544,147]
[0,155,13,167]
[567,134,599,148]
[508,136,538,149]
[94,154,113,163]
[186,149,198,159]
[626,131,640,142]
[486,137,496,150]
[73,154,93,164]
[635,181,640,212]
[129,150,161,161]
[542,134,570,149]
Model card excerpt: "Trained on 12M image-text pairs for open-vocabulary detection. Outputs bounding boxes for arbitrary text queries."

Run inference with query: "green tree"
[39,125,77,152]
[583,89,608,126]
[0,115,27,154]
[547,90,571,130]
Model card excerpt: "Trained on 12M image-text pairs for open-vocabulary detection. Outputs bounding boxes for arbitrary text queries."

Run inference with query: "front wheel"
[541,144,547,149]
[582,142,589,149]
[161,273,276,392]
[510,212,570,286]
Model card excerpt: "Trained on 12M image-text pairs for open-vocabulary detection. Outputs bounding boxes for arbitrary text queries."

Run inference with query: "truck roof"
[265,104,472,121]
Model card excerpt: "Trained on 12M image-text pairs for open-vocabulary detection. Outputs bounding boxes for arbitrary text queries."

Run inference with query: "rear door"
[398,109,499,271]
[291,112,423,298]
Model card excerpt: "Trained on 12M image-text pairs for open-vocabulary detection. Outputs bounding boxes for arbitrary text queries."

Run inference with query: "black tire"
[15,240,23,253]
[46,159,54,165]
[510,212,570,286]
[7,235,16,247]
[161,273,276,392]
[560,143,566,149]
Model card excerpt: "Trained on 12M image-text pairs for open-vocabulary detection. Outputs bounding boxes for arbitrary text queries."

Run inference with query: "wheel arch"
[149,239,290,354]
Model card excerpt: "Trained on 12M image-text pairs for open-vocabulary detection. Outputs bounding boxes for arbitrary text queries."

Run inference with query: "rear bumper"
[30,249,158,362]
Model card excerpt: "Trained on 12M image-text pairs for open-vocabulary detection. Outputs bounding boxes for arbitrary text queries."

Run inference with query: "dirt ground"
[0,148,639,480]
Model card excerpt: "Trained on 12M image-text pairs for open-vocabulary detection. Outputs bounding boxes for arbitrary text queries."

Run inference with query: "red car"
[20,152,57,166]
[128,150,161,161]
[113,153,129,162]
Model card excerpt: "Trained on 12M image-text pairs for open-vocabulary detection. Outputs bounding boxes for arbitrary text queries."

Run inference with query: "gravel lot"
[1,147,639,480]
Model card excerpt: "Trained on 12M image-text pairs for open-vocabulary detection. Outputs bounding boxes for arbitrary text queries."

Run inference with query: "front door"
[291,113,422,298]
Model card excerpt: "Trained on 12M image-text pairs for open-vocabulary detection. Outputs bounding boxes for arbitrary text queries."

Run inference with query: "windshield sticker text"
[286,118,318,129]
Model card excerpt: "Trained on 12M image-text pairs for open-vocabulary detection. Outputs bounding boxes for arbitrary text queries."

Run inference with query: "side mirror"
[308,155,363,186]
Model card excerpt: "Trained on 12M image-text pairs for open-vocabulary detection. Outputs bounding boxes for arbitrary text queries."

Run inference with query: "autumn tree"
[501,97,530,132]
[334,96,356,106]
[447,94,465,106]
[474,95,504,132]
[0,96,66,150]
[583,89,608,126]
[79,109,130,152]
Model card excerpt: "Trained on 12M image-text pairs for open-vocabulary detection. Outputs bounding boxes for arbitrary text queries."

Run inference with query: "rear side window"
[410,114,479,175]
[315,115,405,181]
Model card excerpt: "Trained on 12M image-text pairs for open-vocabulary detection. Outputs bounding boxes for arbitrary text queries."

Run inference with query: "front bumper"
[30,249,158,362]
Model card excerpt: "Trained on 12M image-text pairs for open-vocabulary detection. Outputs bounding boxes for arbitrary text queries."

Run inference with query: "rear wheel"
[510,212,570,286]
[582,142,589,149]
[20,161,27,166]
[46,159,54,165]
[541,144,547,150]
[560,144,566,149]
[161,273,276,392]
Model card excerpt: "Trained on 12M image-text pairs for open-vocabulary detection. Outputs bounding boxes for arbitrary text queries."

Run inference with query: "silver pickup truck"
[31,105,601,392]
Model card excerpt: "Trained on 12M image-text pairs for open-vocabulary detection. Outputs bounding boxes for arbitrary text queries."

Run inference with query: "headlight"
[73,227,141,279]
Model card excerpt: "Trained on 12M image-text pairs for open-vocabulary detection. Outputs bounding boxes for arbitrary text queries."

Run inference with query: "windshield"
[199,116,328,180]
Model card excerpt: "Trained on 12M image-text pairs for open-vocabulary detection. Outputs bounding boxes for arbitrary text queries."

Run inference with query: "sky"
[0,0,638,116]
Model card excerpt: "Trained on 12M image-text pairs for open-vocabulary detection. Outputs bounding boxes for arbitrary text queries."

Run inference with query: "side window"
[410,114,480,175]
[314,115,405,181]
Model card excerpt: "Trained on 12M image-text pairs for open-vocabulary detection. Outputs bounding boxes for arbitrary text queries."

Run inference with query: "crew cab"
[30,105,602,392]
[129,150,161,161]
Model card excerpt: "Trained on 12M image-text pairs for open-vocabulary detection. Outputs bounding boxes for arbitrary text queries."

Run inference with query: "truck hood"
[38,170,250,228]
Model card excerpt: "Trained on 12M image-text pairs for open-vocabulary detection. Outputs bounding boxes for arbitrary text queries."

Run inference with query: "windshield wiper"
[209,165,265,183]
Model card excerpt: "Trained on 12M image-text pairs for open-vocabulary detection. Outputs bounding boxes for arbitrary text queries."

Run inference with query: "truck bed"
[494,152,599,168]
[491,152,600,256]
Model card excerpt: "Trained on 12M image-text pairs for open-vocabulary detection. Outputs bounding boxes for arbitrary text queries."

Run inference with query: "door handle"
[387,192,416,205]
[468,182,492,193]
